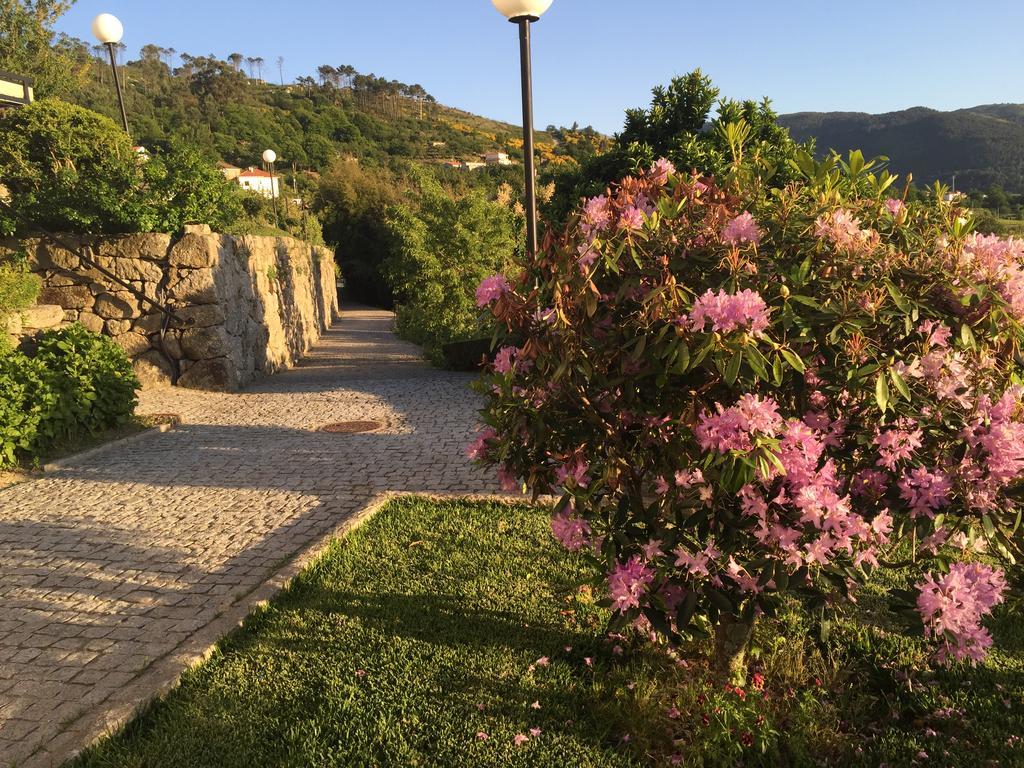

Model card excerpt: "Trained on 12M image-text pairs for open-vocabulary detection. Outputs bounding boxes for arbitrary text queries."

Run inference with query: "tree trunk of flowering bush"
[714,614,754,686]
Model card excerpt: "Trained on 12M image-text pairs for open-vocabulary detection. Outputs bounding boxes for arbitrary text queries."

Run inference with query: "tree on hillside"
[0,0,80,96]
[254,56,264,83]
[228,52,243,72]
[276,55,284,86]
[545,69,809,223]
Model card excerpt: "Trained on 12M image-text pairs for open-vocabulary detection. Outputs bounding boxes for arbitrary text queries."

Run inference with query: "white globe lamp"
[91,13,124,44]
[262,149,277,165]
[492,0,553,21]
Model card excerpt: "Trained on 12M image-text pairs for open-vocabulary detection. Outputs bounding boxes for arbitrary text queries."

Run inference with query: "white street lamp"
[262,149,280,228]
[91,13,130,134]
[492,0,553,258]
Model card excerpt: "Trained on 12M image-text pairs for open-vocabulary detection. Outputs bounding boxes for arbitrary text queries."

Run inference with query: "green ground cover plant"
[0,324,139,467]
[71,498,1023,768]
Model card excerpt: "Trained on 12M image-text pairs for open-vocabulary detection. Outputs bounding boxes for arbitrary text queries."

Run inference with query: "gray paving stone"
[0,306,502,767]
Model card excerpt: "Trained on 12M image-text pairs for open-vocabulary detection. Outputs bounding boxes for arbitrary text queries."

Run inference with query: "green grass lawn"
[71,498,1024,768]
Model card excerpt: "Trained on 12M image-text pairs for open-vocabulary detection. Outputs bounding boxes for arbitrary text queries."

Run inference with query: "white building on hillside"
[237,167,280,198]
[484,150,512,166]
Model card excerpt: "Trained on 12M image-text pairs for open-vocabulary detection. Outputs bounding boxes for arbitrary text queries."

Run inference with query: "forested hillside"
[780,104,1024,193]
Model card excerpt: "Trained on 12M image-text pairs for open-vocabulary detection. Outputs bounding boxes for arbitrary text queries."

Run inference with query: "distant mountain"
[779,104,1024,193]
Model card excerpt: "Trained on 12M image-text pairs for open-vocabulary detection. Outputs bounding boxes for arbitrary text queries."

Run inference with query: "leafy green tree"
[0,0,80,97]
[140,141,244,233]
[314,158,404,306]
[383,169,521,361]
[0,100,244,235]
[546,71,808,224]
[0,99,144,235]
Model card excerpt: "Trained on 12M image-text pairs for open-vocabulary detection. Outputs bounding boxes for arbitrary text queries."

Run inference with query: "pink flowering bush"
[470,147,1022,681]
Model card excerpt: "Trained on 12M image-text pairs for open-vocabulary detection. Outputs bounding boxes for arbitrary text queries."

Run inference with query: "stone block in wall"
[174,304,225,329]
[169,267,217,305]
[39,284,94,310]
[168,233,220,268]
[32,239,82,271]
[177,357,237,391]
[161,332,183,360]
[93,292,137,320]
[132,349,174,388]
[180,326,228,360]
[77,312,105,334]
[21,304,65,331]
[105,318,132,336]
[93,234,171,264]
[112,331,150,358]
[110,257,164,284]
[134,312,165,335]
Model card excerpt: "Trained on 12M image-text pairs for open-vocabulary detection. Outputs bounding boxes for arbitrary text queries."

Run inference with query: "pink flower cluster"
[695,395,782,454]
[649,158,676,187]
[550,506,591,552]
[465,427,496,461]
[493,345,531,375]
[917,562,1007,663]
[555,456,590,489]
[683,289,771,336]
[607,556,655,612]
[814,209,879,255]
[476,274,511,308]
[897,466,951,519]
[722,212,762,246]
[874,419,924,470]
[962,233,1024,322]
[581,195,612,239]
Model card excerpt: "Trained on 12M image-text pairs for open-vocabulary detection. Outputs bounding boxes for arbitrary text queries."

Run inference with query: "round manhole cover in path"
[319,421,383,434]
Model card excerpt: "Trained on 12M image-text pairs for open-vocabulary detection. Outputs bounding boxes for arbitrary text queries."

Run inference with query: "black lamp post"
[91,14,130,135]
[492,0,553,259]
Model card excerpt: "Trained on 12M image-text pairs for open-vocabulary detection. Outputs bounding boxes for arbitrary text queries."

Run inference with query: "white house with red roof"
[237,167,280,198]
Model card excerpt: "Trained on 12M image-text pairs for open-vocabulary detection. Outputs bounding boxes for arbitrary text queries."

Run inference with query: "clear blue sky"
[55,0,1024,134]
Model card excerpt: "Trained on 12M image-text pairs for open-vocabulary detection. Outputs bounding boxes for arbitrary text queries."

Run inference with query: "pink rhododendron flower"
[513,734,529,746]
[498,466,519,493]
[555,456,590,488]
[897,466,952,518]
[814,208,880,255]
[917,562,1007,664]
[874,420,924,470]
[684,289,771,335]
[550,507,591,551]
[466,427,496,461]
[476,274,510,307]
[695,395,782,454]
[618,205,646,232]
[649,157,676,186]
[581,195,612,236]
[607,556,654,612]
[885,198,906,217]
[722,212,762,246]
[493,346,517,374]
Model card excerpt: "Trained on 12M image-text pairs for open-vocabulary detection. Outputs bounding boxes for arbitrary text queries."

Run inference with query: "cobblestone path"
[0,306,499,767]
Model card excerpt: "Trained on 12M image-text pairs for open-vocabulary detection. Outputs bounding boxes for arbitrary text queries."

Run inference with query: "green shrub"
[0,259,42,319]
[0,100,144,235]
[384,169,521,363]
[0,324,139,467]
[0,100,244,236]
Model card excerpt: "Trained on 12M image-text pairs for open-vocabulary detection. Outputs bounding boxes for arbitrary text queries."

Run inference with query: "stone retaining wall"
[1,227,339,390]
